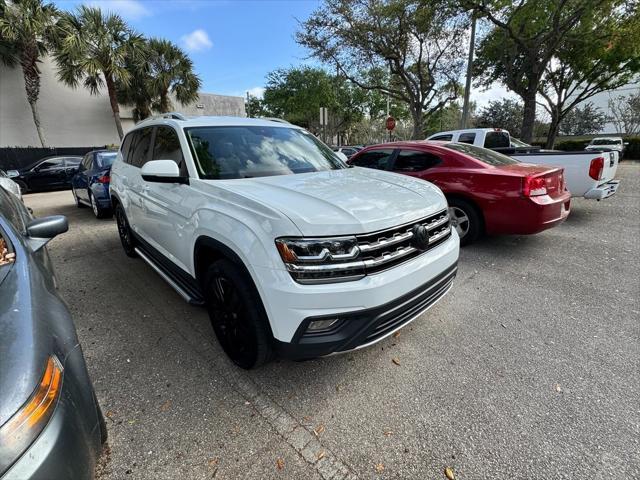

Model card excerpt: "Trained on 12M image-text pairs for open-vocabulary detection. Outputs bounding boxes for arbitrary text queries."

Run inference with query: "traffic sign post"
[320,107,329,143]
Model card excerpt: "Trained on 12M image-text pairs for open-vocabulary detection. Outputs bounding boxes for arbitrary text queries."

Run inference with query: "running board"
[134,247,205,306]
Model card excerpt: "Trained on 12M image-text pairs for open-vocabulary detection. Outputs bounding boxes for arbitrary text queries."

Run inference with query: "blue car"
[71,150,117,218]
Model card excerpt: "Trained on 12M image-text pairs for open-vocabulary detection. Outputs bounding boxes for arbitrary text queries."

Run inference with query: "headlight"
[275,237,364,284]
[0,356,63,475]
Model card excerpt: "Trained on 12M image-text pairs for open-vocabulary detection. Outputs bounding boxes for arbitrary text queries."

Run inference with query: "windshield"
[510,138,531,147]
[185,126,345,179]
[591,139,620,145]
[445,142,519,166]
[96,152,117,168]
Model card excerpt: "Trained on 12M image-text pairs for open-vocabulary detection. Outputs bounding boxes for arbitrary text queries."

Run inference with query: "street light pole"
[460,14,476,129]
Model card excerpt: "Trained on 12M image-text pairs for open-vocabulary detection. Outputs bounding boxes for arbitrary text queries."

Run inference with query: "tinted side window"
[484,132,510,149]
[351,150,394,170]
[81,154,93,170]
[394,150,441,172]
[37,158,64,171]
[431,134,453,141]
[128,128,153,167]
[121,133,133,164]
[458,133,476,144]
[153,126,185,169]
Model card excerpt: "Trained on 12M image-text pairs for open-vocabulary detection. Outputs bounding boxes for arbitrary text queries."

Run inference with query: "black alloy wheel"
[204,260,273,369]
[115,204,137,257]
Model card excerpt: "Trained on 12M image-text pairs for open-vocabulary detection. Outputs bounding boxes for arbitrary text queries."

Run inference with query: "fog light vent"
[307,318,340,332]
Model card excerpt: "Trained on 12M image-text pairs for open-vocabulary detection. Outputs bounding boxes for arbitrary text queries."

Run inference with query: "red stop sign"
[386,116,396,131]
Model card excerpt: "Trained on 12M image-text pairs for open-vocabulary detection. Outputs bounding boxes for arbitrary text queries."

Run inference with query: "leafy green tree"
[475,99,523,137]
[470,0,605,143]
[245,94,268,118]
[558,103,607,136]
[298,0,467,139]
[262,66,367,141]
[147,38,201,113]
[537,3,640,147]
[54,6,144,139]
[0,0,59,147]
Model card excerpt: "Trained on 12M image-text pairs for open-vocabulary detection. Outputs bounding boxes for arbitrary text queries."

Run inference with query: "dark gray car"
[0,188,106,479]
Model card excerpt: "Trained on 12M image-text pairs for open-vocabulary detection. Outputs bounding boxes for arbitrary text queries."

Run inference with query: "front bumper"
[584,180,620,200]
[253,232,459,349]
[275,263,457,359]
[2,349,103,480]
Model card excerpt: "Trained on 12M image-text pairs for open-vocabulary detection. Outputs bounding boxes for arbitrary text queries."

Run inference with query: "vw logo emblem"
[411,224,430,250]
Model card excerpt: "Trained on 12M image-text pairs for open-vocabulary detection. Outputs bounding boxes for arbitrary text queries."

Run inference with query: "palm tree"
[0,0,59,147]
[54,6,144,139]
[116,53,153,122]
[147,38,201,113]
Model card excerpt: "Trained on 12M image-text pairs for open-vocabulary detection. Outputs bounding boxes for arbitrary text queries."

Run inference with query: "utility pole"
[246,91,251,118]
[460,13,476,129]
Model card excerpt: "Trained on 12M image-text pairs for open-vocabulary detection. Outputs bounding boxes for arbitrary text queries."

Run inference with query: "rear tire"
[448,198,482,246]
[203,259,273,369]
[90,192,111,219]
[114,204,137,257]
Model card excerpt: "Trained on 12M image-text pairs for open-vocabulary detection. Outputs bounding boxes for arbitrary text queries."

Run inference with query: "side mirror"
[26,215,68,251]
[141,160,188,184]
[6,170,19,178]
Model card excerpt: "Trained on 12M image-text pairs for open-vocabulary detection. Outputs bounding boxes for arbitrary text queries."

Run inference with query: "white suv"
[110,114,459,368]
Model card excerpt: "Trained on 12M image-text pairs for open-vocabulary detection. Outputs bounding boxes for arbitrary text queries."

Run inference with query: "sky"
[54,0,514,106]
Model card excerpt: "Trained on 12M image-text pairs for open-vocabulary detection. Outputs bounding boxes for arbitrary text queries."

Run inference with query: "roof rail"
[135,112,187,125]
[261,117,290,124]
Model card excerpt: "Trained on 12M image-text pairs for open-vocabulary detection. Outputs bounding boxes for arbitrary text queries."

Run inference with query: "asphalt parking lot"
[25,162,639,480]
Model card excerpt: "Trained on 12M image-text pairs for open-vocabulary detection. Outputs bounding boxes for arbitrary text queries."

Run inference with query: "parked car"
[585,137,627,154]
[0,170,22,201]
[6,156,82,194]
[110,114,459,369]
[349,142,571,245]
[427,128,620,200]
[0,187,106,479]
[71,150,117,218]
[331,145,363,159]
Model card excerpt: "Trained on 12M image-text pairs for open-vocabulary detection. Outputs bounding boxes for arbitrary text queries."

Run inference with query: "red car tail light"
[97,175,110,184]
[523,176,547,197]
[589,157,604,180]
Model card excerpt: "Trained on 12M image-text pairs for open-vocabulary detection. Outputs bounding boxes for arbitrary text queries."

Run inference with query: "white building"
[0,56,245,148]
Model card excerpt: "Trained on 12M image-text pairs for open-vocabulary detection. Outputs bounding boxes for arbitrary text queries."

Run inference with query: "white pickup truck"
[427,128,620,200]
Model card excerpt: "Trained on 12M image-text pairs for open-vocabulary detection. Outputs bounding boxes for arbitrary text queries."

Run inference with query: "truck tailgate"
[599,150,619,183]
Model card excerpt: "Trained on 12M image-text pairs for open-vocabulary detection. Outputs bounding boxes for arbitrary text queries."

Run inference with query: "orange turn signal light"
[275,241,298,263]
[1,356,62,439]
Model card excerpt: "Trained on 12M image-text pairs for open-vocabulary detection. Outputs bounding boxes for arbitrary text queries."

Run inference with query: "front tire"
[114,204,137,257]
[203,259,273,369]
[448,198,482,246]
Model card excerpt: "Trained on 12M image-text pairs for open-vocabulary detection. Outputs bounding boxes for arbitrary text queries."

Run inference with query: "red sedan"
[348,141,571,245]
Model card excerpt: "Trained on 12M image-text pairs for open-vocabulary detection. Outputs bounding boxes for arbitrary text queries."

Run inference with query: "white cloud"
[87,0,151,20]
[246,86,265,99]
[470,84,519,108]
[181,29,213,53]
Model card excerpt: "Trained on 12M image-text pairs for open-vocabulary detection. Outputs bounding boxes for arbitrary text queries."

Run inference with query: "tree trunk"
[545,111,561,149]
[105,73,124,140]
[520,87,537,143]
[20,44,46,148]
[410,104,424,140]
[159,89,170,113]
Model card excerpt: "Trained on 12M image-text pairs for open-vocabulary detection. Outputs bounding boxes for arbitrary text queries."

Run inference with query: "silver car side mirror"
[26,215,68,251]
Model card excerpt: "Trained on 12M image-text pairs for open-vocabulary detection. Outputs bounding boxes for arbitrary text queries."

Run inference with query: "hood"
[211,167,447,236]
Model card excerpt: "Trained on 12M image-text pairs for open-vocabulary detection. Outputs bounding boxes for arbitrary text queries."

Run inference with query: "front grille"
[356,209,451,274]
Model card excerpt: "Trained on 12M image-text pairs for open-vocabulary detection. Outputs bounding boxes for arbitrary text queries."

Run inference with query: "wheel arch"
[444,192,486,234]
